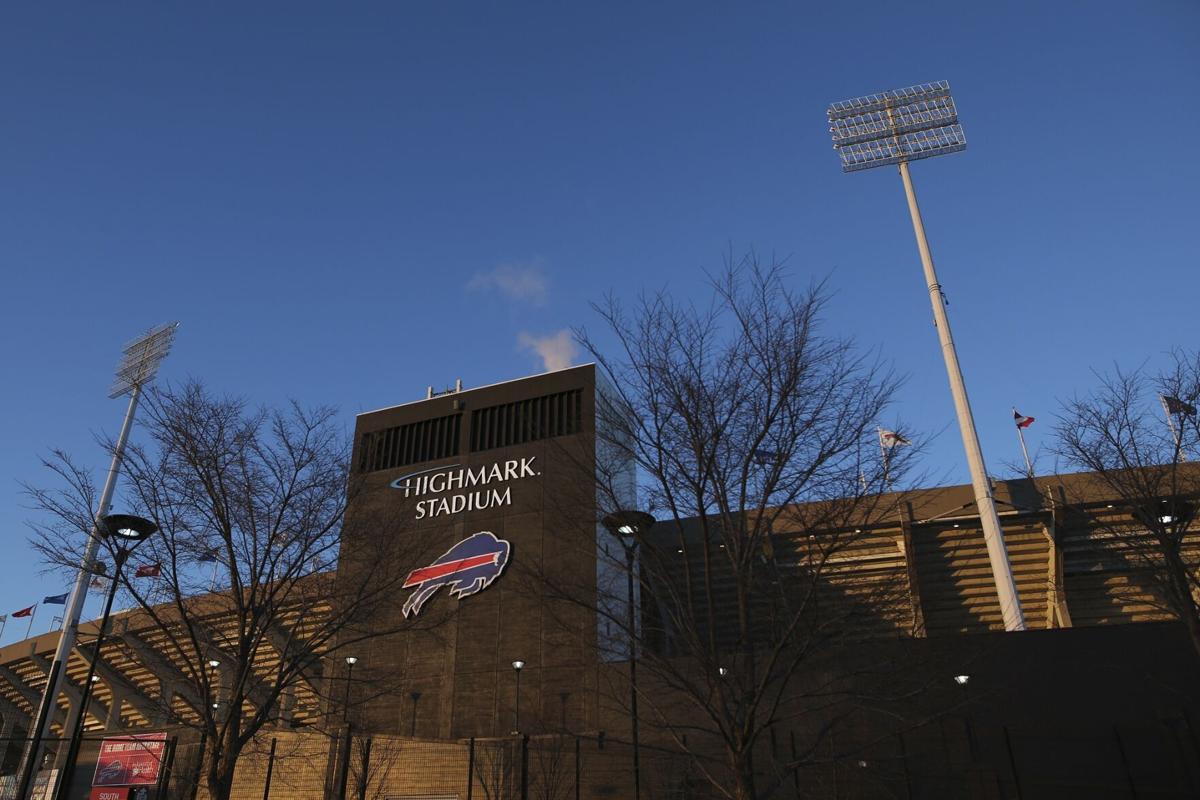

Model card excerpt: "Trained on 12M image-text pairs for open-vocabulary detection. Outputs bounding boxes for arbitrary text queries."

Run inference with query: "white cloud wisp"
[467,261,548,305]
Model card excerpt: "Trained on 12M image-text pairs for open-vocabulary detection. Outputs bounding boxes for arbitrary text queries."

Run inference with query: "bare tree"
[1054,350,1200,660]
[556,255,920,800]
[25,382,435,800]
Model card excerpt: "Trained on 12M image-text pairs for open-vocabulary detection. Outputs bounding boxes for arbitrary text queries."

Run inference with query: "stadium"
[1,364,1198,799]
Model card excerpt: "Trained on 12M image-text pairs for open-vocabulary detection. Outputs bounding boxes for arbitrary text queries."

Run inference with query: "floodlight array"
[109,321,180,398]
[836,125,966,173]
[827,81,966,173]
[827,81,952,119]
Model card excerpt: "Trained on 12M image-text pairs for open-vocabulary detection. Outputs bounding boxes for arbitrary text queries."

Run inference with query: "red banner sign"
[91,733,167,787]
[89,789,128,800]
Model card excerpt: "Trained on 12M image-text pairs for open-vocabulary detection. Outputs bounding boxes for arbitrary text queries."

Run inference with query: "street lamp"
[334,656,359,800]
[511,661,525,733]
[826,81,1025,632]
[343,656,358,721]
[55,514,157,800]
[601,510,655,800]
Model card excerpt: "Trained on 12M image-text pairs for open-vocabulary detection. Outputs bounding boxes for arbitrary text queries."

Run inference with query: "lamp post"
[511,660,525,734]
[602,510,655,800]
[343,656,357,721]
[17,323,178,800]
[54,514,157,800]
[409,692,421,737]
[826,82,1025,632]
[334,656,358,800]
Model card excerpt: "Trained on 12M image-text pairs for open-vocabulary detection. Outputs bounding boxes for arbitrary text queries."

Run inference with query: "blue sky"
[0,2,1196,639]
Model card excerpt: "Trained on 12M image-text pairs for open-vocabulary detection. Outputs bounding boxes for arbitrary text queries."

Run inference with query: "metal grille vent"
[358,414,461,473]
[469,389,583,452]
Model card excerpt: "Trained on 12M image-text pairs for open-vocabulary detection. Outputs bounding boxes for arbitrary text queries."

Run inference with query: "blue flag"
[752,449,780,466]
[43,593,68,605]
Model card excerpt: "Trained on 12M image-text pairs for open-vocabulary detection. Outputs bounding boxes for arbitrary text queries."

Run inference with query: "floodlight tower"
[826,81,1025,632]
[16,322,180,799]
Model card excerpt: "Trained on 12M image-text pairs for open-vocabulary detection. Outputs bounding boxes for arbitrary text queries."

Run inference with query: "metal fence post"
[357,738,372,800]
[262,737,277,800]
[466,737,474,800]
[1113,726,1138,799]
[189,731,207,800]
[336,725,353,800]
[1002,727,1024,800]
[155,736,177,799]
[520,734,529,800]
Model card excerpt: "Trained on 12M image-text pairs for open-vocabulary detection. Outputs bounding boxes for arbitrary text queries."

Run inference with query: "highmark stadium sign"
[389,457,540,519]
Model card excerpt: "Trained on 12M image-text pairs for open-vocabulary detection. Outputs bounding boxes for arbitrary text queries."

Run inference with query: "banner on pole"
[91,733,167,787]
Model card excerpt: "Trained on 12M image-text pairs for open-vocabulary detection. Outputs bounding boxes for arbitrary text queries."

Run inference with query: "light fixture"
[717,667,729,678]
[954,674,970,686]
[99,514,158,543]
[602,511,656,539]
[90,676,99,683]
[827,81,964,173]
[207,659,220,668]
[512,660,525,671]
[345,656,358,666]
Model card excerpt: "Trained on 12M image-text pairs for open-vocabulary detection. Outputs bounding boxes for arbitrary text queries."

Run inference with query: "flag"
[134,563,162,578]
[12,605,35,618]
[1014,410,1035,429]
[42,593,68,605]
[879,429,910,448]
[0,614,7,623]
[198,549,220,563]
[752,449,780,466]
[1162,396,1198,416]
[89,577,107,589]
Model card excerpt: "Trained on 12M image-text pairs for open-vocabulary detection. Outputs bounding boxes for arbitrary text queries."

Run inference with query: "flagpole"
[24,606,37,641]
[1013,408,1034,478]
[877,428,892,490]
[1160,395,1186,461]
[0,616,7,642]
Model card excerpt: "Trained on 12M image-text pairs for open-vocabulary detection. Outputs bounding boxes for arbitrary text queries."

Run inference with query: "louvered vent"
[358,414,461,473]
[469,389,583,452]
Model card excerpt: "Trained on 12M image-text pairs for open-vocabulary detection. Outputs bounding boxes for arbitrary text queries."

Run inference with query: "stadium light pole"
[54,514,157,800]
[602,510,655,800]
[16,322,179,799]
[826,82,1025,631]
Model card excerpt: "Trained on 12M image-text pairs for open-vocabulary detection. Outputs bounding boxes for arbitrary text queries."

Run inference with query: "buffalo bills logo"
[402,531,511,618]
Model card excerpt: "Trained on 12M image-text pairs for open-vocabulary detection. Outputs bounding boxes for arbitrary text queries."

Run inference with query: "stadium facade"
[0,364,1198,798]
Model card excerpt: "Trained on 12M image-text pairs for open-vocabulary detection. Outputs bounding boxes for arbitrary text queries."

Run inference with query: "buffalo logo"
[402,531,511,618]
